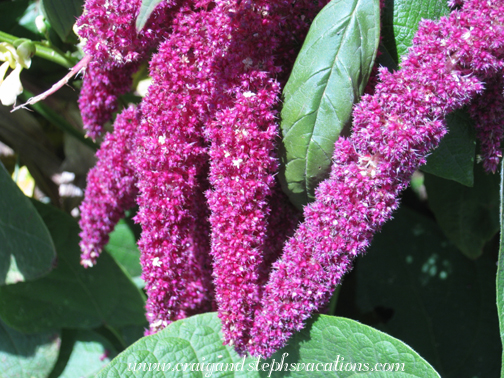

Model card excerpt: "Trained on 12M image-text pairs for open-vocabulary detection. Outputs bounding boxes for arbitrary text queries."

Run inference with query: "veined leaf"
[0,201,146,333]
[41,0,84,42]
[97,312,440,378]
[279,0,380,210]
[0,163,56,286]
[381,0,450,65]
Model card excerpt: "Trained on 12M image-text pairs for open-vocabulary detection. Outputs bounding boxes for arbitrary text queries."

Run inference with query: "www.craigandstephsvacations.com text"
[127,353,406,377]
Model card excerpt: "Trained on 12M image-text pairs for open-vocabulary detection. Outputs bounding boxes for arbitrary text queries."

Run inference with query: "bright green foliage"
[97,312,440,378]
[381,0,450,65]
[279,0,380,209]
[0,201,146,333]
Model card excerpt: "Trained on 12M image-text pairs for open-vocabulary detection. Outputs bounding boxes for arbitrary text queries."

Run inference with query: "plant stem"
[33,42,77,68]
[0,31,77,68]
[0,30,17,44]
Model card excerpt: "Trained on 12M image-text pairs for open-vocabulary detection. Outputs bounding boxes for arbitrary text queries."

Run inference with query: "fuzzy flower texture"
[77,0,504,358]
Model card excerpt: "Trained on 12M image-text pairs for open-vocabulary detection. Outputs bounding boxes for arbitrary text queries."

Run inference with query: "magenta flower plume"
[249,0,504,358]
[204,8,279,354]
[133,4,220,334]
[469,74,504,173]
[79,106,140,268]
[78,61,140,140]
[76,0,180,139]
[204,0,328,353]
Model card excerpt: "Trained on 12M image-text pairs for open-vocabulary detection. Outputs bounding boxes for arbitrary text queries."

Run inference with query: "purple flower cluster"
[79,106,140,267]
[76,0,180,139]
[134,3,220,333]
[77,0,504,359]
[78,0,321,345]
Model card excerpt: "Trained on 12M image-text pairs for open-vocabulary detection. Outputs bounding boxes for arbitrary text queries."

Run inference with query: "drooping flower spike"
[76,0,181,139]
[133,2,224,334]
[249,0,504,358]
[79,105,140,267]
[204,0,330,353]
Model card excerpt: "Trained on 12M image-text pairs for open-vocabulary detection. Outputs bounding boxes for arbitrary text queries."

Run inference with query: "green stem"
[20,90,98,151]
[0,30,17,44]
[0,31,77,68]
[33,42,77,68]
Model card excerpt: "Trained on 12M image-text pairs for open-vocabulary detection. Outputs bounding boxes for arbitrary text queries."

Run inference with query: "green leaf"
[381,0,450,65]
[0,201,146,333]
[48,330,117,378]
[0,318,60,378]
[97,312,439,377]
[355,207,500,377]
[497,160,504,377]
[0,163,56,286]
[41,0,84,42]
[421,109,476,187]
[105,219,144,289]
[424,166,500,258]
[267,315,440,377]
[279,0,380,210]
[136,0,163,32]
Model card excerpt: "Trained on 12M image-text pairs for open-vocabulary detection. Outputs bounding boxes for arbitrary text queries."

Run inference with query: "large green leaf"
[424,167,500,259]
[355,207,500,377]
[279,0,380,210]
[497,160,504,377]
[48,330,117,378]
[136,0,163,32]
[0,163,56,286]
[0,318,60,378]
[421,109,476,187]
[41,0,84,42]
[105,219,144,289]
[0,201,146,333]
[381,0,450,65]
[97,312,440,377]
